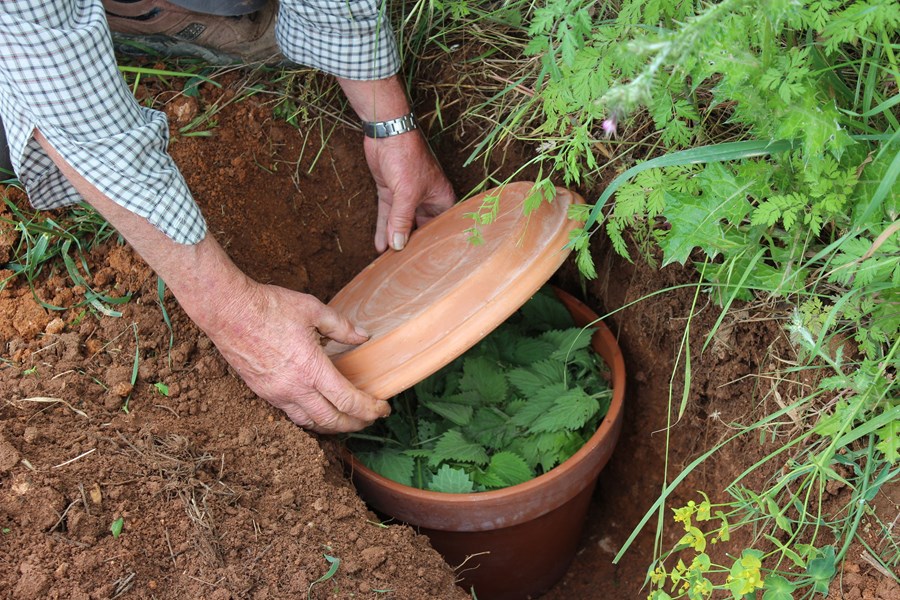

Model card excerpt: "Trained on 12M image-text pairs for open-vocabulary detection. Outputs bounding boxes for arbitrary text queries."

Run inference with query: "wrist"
[362,112,418,139]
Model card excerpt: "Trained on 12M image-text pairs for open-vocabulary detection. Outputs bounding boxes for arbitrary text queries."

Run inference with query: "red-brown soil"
[1,67,897,600]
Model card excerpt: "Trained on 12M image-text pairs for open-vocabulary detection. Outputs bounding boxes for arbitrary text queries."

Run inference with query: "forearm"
[336,74,411,123]
[34,130,252,335]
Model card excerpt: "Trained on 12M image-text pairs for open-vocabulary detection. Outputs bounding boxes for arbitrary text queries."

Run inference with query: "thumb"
[315,305,369,346]
[386,191,418,251]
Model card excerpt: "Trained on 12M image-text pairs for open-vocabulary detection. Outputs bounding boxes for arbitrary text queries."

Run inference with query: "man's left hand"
[364,130,456,252]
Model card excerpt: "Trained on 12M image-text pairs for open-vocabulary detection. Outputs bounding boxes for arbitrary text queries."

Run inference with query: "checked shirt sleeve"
[0,1,206,244]
[276,0,400,80]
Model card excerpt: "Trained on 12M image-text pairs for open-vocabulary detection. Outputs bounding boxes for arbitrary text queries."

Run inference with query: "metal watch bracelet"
[362,112,418,139]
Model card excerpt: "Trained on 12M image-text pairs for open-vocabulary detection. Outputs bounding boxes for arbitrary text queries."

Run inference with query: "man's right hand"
[205,280,390,433]
[35,129,388,434]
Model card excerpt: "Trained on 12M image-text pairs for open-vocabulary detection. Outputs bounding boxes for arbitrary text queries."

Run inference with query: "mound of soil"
[1,68,896,600]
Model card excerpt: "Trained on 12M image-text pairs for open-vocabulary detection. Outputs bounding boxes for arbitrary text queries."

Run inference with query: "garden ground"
[0,69,896,599]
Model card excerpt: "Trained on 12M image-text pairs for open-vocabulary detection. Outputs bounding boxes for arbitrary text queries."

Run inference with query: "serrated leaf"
[510,383,567,428]
[459,356,508,403]
[422,400,473,427]
[542,328,593,361]
[429,430,489,467]
[506,337,557,366]
[519,287,575,330]
[485,451,534,487]
[467,407,514,449]
[428,465,475,493]
[875,420,899,464]
[359,450,415,486]
[659,188,751,266]
[529,388,600,433]
[473,468,506,489]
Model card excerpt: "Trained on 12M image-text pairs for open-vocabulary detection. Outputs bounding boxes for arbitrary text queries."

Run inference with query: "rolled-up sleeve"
[0,0,206,244]
[276,0,400,80]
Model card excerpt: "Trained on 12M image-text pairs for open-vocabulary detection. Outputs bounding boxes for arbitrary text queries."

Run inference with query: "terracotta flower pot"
[343,288,626,600]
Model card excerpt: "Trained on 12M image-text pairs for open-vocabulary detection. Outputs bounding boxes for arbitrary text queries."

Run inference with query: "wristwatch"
[362,112,418,139]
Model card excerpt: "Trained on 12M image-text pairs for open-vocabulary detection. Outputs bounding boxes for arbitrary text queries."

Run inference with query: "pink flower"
[601,117,617,138]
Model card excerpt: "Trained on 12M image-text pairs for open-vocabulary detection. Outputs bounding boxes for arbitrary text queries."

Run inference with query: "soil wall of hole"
[0,71,896,600]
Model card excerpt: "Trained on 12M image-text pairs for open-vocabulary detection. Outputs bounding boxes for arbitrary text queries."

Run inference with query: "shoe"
[103,0,281,64]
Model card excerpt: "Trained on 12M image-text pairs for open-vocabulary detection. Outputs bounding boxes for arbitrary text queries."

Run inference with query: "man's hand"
[206,281,390,433]
[365,131,455,252]
[337,74,456,252]
[35,130,388,434]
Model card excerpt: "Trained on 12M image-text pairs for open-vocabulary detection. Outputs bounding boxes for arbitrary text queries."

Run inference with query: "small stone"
[54,562,69,578]
[103,394,122,411]
[44,318,65,335]
[89,483,102,504]
[360,546,387,568]
[110,381,133,398]
[237,427,255,446]
[0,432,21,473]
[22,427,40,444]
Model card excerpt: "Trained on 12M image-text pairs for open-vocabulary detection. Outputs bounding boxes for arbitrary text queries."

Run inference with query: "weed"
[110,517,124,539]
[307,553,340,599]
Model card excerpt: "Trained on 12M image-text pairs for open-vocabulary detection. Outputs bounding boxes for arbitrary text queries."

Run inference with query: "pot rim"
[342,287,625,506]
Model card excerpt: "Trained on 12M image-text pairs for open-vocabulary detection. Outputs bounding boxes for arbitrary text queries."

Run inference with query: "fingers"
[385,188,419,252]
[374,191,390,253]
[314,301,369,346]
[286,352,389,433]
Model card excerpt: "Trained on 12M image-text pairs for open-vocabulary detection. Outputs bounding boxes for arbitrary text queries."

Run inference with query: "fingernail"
[392,232,407,251]
[378,401,391,417]
[354,325,369,338]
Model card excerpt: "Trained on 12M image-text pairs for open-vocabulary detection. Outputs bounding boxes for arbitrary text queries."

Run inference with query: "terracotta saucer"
[325,181,584,400]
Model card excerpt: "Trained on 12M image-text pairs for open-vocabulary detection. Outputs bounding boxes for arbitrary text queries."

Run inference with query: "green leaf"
[581,139,798,233]
[506,337,557,366]
[110,517,124,539]
[509,383,566,428]
[519,287,575,330]
[428,465,475,493]
[658,188,749,266]
[728,549,764,598]
[429,430,489,467]
[459,356,508,403]
[875,419,899,464]
[805,546,836,594]
[542,328,593,361]
[762,574,796,600]
[529,388,600,433]
[359,450,415,486]
[422,400,473,427]
[485,451,534,487]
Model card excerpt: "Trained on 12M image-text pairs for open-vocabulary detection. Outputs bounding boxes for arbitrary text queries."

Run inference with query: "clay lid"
[325,181,583,400]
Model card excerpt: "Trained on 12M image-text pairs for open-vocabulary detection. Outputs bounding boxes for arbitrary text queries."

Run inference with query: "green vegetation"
[348,287,612,492]
[110,516,124,539]
[0,0,895,594]
[389,0,898,595]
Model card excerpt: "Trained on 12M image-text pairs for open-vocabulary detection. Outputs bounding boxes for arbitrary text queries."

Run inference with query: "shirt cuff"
[276,0,401,80]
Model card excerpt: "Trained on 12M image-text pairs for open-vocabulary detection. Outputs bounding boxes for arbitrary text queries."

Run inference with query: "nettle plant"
[347,287,612,493]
